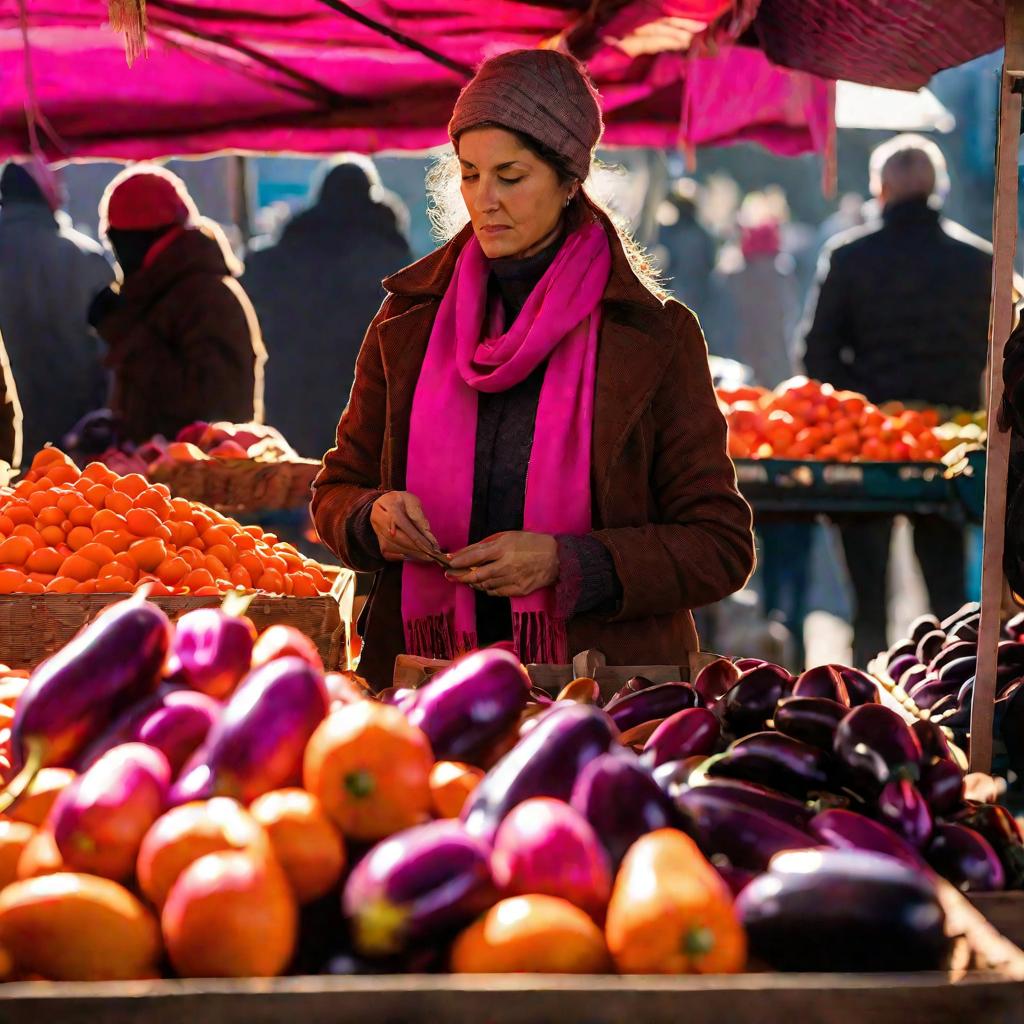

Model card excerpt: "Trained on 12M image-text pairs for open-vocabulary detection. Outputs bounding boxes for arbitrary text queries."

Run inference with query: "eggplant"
[998,641,1024,673]
[705,731,833,798]
[461,703,618,841]
[719,664,792,737]
[4,596,172,810]
[908,614,942,644]
[809,808,926,869]
[399,648,530,767]
[928,641,977,675]
[884,655,920,687]
[946,619,979,644]
[919,759,966,817]
[911,718,958,766]
[715,863,757,899]
[877,779,932,848]
[926,822,1005,892]
[897,665,929,694]
[680,777,814,830]
[1005,611,1024,642]
[168,608,256,699]
[910,676,963,711]
[134,690,220,776]
[342,820,495,956]
[604,676,657,706]
[170,656,329,805]
[606,684,700,733]
[642,707,720,767]
[674,790,811,872]
[834,666,880,706]
[953,803,1024,889]
[833,704,922,796]
[938,657,977,689]
[927,695,961,720]
[916,630,947,666]
[651,757,706,798]
[556,677,601,705]
[733,658,770,672]
[570,754,692,869]
[940,602,980,632]
[736,848,951,972]
[491,797,612,919]
[773,696,847,750]
[884,639,917,667]
[791,666,850,706]
[692,659,740,708]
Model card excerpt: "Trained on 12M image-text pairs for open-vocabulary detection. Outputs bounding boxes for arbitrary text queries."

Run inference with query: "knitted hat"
[101,164,197,233]
[448,49,604,181]
[0,159,64,212]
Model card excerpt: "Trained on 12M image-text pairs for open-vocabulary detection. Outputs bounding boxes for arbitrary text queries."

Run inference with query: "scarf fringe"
[405,611,476,662]
[513,610,568,666]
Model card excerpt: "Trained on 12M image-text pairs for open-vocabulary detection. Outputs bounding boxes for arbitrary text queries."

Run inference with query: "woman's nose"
[474,179,500,214]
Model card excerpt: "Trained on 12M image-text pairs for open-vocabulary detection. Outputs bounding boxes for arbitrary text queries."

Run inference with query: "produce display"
[0,600,1013,983]
[717,378,975,462]
[875,602,1024,773]
[0,448,330,597]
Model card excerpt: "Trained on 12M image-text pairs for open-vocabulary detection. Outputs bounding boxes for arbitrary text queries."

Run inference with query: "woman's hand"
[446,532,559,597]
[371,491,443,563]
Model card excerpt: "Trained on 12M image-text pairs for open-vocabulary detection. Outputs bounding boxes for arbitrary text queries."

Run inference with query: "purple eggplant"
[4,596,172,810]
[606,683,700,733]
[342,820,495,956]
[953,803,1024,889]
[715,863,757,898]
[946,619,979,644]
[916,630,947,665]
[897,665,929,694]
[675,790,811,872]
[938,656,977,689]
[774,696,847,750]
[926,822,1005,892]
[834,666,880,706]
[941,602,980,632]
[833,704,922,796]
[791,666,850,706]
[919,759,966,817]
[461,703,618,841]
[1005,611,1024,641]
[719,664,792,737]
[642,707,720,767]
[998,640,1024,673]
[929,642,977,674]
[603,676,657,706]
[736,848,951,972]
[877,779,932,848]
[911,719,958,766]
[170,656,328,805]
[570,753,694,868]
[168,608,256,699]
[134,689,220,776]
[884,655,920,686]
[399,648,530,767]
[910,676,963,711]
[884,639,917,667]
[908,614,941,644]
[733,658,771,672]
[705,731,833,798]
[681,778,814,830]
[809,808,926,869]
[692,659,740,708]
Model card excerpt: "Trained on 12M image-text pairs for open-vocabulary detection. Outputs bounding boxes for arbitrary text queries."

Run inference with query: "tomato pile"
[0,449,330,597]
[718,378,946,462]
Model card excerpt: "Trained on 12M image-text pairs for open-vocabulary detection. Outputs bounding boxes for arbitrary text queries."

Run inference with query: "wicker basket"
[0,569,354,671]
[147,458,320,513]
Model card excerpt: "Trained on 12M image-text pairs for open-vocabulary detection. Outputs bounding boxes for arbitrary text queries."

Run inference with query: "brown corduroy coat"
[312,210,754,689]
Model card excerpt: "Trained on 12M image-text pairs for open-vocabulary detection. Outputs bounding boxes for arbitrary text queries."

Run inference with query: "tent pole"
[969,0,1024,772]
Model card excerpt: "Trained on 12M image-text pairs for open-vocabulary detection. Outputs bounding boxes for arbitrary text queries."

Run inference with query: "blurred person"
[88,164,266,444]
[243,156,412,458]
[657,178,716,317]
[816,192,868,252]
[0,159,112,462]
[799,134,994,664]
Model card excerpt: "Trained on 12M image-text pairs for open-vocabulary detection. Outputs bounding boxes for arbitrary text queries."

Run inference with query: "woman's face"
[458,127,575,260]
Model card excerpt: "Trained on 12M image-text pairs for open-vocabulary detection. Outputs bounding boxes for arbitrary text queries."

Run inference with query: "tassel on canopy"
[108,0,147,66]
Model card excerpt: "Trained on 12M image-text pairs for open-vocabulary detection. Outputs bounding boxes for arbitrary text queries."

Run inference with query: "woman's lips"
[481,225,510,234]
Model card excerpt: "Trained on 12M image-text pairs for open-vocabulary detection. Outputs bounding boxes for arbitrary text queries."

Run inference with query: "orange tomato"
[60,554,100,583]
[92,529,131,554]
[84,484,111,509]
[0,822,35,890]
[429,761,485,819]
[11,525,43,548]
[125,508,162,538]
[38,525,65,547]
[0,536,34,566]
[103,491,133,517]
[182,568,215,592]
[129,538,167,573]
[76,541,117,566]
[112,473,148,499]
[91,509,127,534]
[156,557,190,586]
[133,489,171,520]
[0,570,26,595]
[25,547,64,575]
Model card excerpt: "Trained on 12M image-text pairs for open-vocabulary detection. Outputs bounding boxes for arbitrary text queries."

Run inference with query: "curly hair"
[426,128,666,300]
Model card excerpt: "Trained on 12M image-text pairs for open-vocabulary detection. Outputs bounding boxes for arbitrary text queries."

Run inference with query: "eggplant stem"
[0,742,44,816]
[344,770,376,799]
[684,925,716,958]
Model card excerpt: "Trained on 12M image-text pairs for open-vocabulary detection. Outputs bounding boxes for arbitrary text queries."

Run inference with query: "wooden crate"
[971,892,1024,950]
[0,885,1020,1024]
[0,570,354,671]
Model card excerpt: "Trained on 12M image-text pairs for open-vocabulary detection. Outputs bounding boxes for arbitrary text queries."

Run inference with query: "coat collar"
[382,198,664,312]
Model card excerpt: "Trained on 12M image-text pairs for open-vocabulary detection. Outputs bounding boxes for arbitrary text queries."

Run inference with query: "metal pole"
[969,2,1023,772]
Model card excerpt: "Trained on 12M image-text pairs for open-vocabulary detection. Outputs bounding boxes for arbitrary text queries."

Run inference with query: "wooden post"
[970,2,1024,772]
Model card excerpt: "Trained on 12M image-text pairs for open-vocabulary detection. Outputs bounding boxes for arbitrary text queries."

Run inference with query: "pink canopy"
[0,0,1003,162]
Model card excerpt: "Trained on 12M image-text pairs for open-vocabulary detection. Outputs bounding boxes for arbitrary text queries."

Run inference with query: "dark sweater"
[350,233,621,648]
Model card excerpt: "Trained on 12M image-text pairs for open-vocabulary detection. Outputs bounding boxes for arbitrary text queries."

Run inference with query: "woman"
[89,164,266,443]
[313,49,754,689]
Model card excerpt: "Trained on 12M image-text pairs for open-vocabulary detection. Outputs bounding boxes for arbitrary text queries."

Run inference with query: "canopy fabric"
[0,0,1002,162]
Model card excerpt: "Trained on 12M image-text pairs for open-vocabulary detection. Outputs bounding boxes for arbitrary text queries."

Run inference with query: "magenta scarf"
[402,220,611,664]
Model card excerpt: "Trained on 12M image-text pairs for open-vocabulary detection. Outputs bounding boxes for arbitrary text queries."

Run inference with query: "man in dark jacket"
[89,165,266,444]
[799,135,993,664]
[243,156,412,458]
[0,160,111,462]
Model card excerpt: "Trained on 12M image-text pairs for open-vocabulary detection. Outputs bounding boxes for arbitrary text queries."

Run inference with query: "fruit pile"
[0,449,330,597]
[0,598,1002,982]
[718,378,947,462]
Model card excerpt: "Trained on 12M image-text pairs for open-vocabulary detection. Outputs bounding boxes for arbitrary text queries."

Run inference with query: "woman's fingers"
[391,506,439,558]
[403,496,441,552]
[448,538,503,570]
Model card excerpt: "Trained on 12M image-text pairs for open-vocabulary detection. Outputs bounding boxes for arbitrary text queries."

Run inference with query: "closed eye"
[499,177,524,185]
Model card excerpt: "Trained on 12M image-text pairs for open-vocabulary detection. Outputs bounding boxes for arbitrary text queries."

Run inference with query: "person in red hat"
[88,164,266,443]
